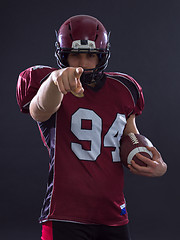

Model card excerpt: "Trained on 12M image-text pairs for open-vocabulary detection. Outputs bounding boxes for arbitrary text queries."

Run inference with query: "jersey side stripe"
[37,114,57,222]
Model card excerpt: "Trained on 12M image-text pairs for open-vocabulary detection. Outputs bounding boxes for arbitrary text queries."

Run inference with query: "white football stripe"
[127,147,153,164]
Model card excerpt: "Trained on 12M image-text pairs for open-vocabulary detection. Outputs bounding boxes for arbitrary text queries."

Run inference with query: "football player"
[16,15,167,240]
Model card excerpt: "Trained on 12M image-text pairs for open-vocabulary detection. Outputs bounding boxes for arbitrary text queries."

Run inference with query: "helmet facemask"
[54,15,111,85]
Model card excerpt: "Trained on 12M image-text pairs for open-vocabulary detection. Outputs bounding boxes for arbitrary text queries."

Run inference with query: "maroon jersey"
[16,66,144,226]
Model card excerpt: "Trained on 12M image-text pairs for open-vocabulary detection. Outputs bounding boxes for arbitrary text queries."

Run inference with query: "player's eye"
[88,53,97,58]
[70,53,79,57]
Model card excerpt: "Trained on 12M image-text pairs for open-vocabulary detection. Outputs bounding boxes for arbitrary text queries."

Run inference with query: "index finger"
[70,67,84,97]
[74,67,84,78]
[135,153,156,166]
[146,146,161,160]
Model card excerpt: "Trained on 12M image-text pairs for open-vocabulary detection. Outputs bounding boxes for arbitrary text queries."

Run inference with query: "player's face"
[67,53,99,70]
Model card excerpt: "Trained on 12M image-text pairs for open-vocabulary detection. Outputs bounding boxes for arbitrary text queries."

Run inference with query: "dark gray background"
[1,0,179,239]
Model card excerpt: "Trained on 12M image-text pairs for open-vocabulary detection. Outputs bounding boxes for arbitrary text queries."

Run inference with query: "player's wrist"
[50,70,60,87]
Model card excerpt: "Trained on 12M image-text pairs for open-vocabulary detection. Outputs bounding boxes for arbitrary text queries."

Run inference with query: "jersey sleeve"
[106,72,145,116]
[127,74,144,116]
[16,65,56,113]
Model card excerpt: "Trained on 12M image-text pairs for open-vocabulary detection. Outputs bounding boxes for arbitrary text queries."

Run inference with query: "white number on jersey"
[71,109,102,161]
[104,113,126,162]
[71,108,126,162]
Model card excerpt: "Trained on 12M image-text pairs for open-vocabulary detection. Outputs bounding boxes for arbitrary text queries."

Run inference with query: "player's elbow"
[29,97,52,122]
[30,109,51,122]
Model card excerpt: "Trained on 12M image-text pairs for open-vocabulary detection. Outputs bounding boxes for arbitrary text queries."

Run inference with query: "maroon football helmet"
[55,15,110,84]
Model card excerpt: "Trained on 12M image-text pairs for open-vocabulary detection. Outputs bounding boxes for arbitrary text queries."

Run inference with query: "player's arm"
[30,67,84,122]
[123,114,167,177]
[123,114,139,136]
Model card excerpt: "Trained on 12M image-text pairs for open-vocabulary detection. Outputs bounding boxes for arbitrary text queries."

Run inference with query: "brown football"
[120,133,153,168]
